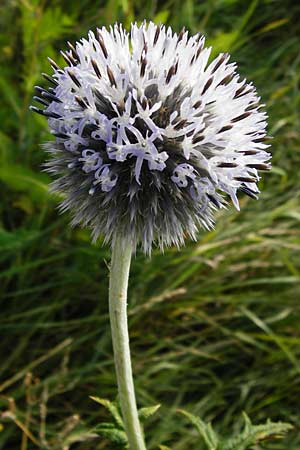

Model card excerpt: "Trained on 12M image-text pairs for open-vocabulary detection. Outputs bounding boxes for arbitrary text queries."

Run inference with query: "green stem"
[109,236,147,450]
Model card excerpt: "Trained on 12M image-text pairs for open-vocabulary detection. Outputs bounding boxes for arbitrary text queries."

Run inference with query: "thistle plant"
[29,21,290,450]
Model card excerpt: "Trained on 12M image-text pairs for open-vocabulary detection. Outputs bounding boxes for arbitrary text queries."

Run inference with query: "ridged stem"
[109,236,147,450]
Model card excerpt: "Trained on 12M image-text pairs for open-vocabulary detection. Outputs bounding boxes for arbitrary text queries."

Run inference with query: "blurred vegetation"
[0,0,300,448]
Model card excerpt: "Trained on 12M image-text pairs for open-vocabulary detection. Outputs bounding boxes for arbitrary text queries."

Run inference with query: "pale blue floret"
[107,129,168,184]
[79,149,103,173]
[171,164,197,187]
[93,166,118,192]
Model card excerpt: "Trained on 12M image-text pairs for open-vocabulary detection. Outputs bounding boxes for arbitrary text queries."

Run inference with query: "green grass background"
[0,0,300,448]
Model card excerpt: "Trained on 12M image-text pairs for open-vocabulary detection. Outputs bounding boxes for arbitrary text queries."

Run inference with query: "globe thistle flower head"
[31,21,271,253]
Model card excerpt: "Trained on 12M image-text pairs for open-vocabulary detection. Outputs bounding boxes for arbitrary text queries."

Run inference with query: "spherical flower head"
[31,21,271,253]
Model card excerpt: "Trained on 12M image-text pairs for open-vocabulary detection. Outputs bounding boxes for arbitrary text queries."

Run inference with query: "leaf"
[0,131,13,165]
[219,413,293,450]
[178,409,219,449]
[159,446,172,450]
[0,228,41,251]
[139,404,161,421]
[258,18,289,34]
[154,10,170,24]
[0,164,50,202]
[62,427,98,445]
[94,424,127,445]
[179,410,292,450]
[38,7,74,42]
[89,396,124,428]
[0,75,21,117]
[208,31,239,56]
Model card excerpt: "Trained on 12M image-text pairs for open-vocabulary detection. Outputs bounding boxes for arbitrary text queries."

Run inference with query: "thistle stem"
[109,236,147,450]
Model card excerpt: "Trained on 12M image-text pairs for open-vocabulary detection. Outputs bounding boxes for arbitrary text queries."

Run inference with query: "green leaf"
[62,427,98,446]
[178,409,219,449]
[219,413,293,450]
[0,76,21,117]
[94,425,127,445]
[179,410,292,450]
[0,164,50,202]
[258,18,289,34]
[139,404,161,421]
[0,228,41,251]
[38,7,74,42]
[90,396,124,428]
[0,131,13,165]
[153,10,170,24]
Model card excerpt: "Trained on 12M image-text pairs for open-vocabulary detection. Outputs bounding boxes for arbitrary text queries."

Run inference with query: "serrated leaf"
[90,396,124,428]
[219,413,293,450]
[139,404,161,421]
[95,426,127,445]
[178,409,219,449]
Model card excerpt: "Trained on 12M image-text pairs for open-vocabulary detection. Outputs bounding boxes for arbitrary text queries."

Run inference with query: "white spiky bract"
[31,21,271,253]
